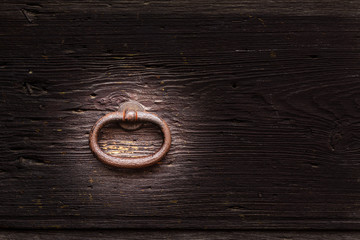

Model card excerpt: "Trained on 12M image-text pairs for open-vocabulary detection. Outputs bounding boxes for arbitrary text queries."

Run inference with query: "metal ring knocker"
[89,102,171,168]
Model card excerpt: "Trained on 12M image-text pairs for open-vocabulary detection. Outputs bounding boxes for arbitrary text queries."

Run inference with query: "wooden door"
[1,0,359,238]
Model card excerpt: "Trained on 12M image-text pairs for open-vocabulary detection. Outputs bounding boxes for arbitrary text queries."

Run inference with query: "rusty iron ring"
[89,110,171,168]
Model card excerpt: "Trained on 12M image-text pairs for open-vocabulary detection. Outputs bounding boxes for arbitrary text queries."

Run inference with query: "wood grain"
[1,230,360,240]
[0,0,359,229]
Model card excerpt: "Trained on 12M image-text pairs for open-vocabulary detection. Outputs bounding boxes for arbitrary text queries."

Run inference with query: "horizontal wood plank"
[1,230,360,240]
[0,0,359,229]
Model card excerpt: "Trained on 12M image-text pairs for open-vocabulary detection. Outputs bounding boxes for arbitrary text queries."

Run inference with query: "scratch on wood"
[20,9,34,23]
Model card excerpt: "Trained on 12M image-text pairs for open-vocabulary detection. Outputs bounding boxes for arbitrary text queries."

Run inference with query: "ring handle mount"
[89,101,171,169]
[118,101,145,131]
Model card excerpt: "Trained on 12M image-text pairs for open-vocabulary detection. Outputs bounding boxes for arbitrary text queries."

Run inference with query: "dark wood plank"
[0,0,359,229]
[1,230,360,240]
[0,230,360,240]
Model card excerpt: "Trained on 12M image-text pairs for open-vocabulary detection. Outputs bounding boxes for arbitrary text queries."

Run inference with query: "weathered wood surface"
[0,0,360,230]
[1,230,360,240]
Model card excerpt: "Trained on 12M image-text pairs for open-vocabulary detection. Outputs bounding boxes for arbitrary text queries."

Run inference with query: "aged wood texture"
[1,230,360,240]
[0,0,360,230]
